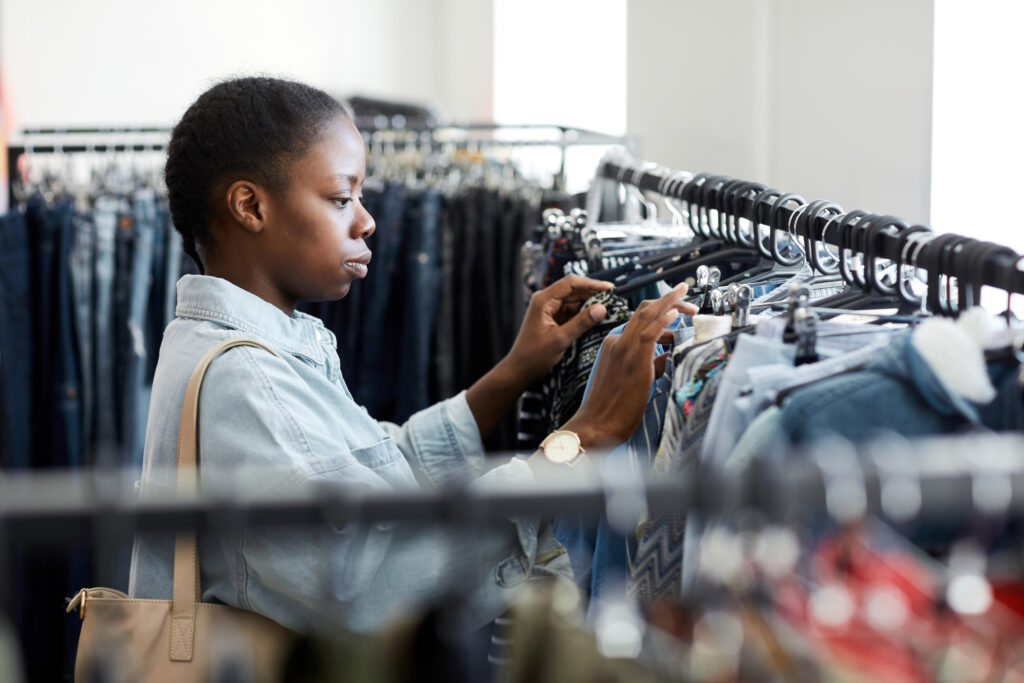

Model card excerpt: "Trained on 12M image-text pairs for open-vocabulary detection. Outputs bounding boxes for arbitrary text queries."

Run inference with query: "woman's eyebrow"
[332,173,362,184]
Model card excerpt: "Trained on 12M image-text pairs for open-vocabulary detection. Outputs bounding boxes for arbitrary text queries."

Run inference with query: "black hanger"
[749,212,918,318]
[728,181,767,249]
[955,238,990,310]
[603,173,771,295]
[797,200,843,275]
[895,223,933,308]
[592,239,726,285]
[837,210,874,290]
[697,175,732,240]
[685,174,715,239]
[715,178,747,245]
[958,239,1018,310]
[998,254,1024,325]
[922,232,964,316]
[862,215,908,297]
[941,234,970,316]
[810,212,911,313]
[613,245,763,296]
[767,193,806,267]
[587,245,689,283]
[811,211,905,313]
[749,187,783,260]
[717,189,812,288]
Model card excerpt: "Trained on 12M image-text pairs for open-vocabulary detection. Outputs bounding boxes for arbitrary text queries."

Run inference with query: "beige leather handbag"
[67,339,298,683]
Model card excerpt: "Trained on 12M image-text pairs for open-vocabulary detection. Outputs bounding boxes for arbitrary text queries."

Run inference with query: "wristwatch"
[539,430,585,466]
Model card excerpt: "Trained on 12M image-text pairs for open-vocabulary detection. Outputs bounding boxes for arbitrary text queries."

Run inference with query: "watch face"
[544,433,579,464]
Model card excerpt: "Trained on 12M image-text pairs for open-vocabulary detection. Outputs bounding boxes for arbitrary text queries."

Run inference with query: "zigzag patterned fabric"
[627,340,730,604]
[626,511,686,603]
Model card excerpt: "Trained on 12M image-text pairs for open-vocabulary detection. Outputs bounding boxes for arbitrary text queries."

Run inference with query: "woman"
[129,76,693,633]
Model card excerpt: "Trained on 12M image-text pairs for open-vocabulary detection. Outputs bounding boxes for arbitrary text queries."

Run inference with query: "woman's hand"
[561,283,697,451]
[466,275,613,440]
[504,275,615,382]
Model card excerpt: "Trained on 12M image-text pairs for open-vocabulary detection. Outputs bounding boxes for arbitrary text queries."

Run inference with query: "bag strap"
[169,337,281,662]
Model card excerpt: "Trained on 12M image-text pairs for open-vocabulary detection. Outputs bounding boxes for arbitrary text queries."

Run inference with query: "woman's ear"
[225,180,266,234]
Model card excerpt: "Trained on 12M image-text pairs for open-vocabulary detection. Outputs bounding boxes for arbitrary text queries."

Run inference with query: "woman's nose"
[353,204,375,240]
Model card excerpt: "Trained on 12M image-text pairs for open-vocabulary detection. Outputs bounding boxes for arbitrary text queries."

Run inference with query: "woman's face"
[261,113,376,305]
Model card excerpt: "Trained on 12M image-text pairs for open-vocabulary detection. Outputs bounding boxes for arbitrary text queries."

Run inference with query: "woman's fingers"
[622,284,686,340]
[676,300,699,316]
[541,274,613,305]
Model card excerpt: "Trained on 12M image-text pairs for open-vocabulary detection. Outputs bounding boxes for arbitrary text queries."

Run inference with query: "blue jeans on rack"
[356,182,406,415]
[92,196,120,467]
[0,209,33,468]
[25,197,80,468]
[163,210,183,327]
[144,206,168,385]
[49,200,83,468]
[395,189,442,423]
[121,191,157,470]
[112,204,135,451]
[26,198,55,466]
[69,212,96,458]
[434,198,458,400]
[335,189,379,384]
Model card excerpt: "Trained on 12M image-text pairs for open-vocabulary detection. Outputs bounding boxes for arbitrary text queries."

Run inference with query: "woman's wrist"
[558,416,619,453]
[492,354,537,394]
[465,356,537,440]
[499,350,545,387]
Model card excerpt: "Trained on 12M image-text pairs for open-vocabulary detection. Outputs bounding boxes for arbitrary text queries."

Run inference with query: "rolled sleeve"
[380,390,486,488]
[382,395,545,572]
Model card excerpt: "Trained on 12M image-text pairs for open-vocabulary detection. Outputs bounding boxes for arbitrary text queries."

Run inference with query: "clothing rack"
[1,434,1022,548]
[368,124,634,191]
[599,161,1024,296]
[5,125,635,198]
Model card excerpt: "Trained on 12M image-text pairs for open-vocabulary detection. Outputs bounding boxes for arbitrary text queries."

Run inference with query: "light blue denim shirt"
[129,275,569,633]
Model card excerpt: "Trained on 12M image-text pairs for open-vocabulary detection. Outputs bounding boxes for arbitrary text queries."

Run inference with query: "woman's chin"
[328,283,351,301]
[304,282,352,304]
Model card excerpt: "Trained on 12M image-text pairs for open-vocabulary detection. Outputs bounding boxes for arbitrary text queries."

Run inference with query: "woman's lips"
[344,252,371,278]
[344,261,368,278]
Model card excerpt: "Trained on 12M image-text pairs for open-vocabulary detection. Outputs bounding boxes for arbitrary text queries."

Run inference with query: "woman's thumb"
[565,303,606,339]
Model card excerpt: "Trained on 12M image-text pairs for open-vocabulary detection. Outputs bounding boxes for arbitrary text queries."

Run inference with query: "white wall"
[1,0,940,222]
[0,0,492,131]
[627,0,934,223]
[492,0,627,192]
[931,0,1024,254]
[627,2,770,182]
[439,0,494,122]
[493,0,626,135]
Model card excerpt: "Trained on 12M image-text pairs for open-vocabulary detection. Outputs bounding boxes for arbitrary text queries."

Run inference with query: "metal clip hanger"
[696,266,722,314]
[782,283,819,365]
[728,284,752,327]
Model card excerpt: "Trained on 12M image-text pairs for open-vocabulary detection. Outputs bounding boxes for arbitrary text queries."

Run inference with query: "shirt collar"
[174,275,330,363]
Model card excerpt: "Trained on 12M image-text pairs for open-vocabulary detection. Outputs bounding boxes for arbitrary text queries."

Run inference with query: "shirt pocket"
[342,436,415,491]
[349,436,403,470]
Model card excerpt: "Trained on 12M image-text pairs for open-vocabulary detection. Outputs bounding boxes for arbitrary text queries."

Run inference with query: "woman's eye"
[331,197,351,208]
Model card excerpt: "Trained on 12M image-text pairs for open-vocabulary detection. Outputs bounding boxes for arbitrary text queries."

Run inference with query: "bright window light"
[493,0,627,193]
[932,0,1024,314]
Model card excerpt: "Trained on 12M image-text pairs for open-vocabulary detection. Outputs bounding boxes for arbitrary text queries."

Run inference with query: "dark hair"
[164,76,347,273]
